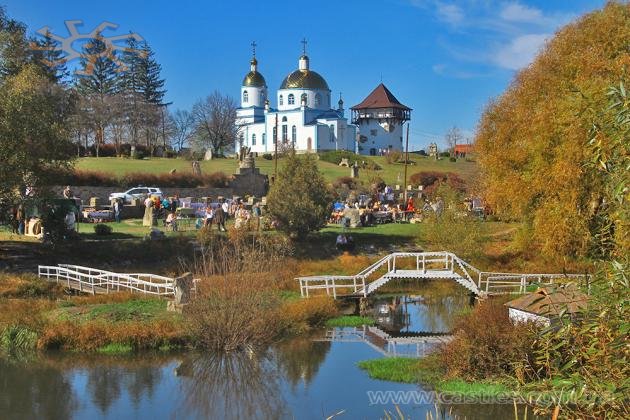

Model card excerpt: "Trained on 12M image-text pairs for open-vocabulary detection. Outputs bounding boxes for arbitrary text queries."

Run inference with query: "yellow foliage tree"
[475,2,630,258]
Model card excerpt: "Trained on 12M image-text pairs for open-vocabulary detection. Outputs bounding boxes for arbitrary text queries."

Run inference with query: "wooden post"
[403,123,410,203]
[274,113,278,181]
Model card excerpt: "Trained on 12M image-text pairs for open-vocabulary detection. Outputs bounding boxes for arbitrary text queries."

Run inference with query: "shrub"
[385,150,402,164]
[449,157,457,162]
[440,298,534,381]
[262,153,273,160]
[267,153,333,239]
[333,176,359,191]
[439,151,450,158]
[93,224,113,235]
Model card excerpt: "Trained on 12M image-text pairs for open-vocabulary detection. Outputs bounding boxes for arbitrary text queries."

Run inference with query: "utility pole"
[403,123,410,204]
[274,113,278,182]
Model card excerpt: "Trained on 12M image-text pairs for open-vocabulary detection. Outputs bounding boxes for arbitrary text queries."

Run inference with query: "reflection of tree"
[0,355,77,419]
[123,363,163,408]
[175,351,286,419]
[274,337,331,389]
[86,365,123,414]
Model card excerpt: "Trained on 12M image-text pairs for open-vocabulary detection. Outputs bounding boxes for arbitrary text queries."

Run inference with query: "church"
[236,42,410,156]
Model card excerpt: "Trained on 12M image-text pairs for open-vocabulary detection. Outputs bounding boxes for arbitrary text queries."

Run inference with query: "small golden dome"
[243,71,266,87]
[279,69,329,90]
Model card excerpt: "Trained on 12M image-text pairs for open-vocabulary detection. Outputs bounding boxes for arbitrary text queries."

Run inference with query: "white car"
[109,187,162,204]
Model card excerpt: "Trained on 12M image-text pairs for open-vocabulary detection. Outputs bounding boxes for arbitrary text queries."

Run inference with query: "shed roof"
[505,285,588,317]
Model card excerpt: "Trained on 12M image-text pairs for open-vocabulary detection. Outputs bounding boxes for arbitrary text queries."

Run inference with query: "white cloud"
[436,3,465,25]
[493,33,548,70]
[500,2,544,23]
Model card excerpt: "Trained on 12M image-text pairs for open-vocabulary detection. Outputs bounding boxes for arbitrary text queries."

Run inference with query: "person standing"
[16,204,25,235]
[214,204,226,232]
[113,199,121,223]
[204,205,214,227]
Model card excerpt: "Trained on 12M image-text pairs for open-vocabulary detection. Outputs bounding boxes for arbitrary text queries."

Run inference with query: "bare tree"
[192,91,238,155]
[169,108,195,151]
[444,126,464,153]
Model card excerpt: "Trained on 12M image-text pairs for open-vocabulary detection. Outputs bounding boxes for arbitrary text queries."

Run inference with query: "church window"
[243,90,248,103]
[239,133,245,145]
[329,125,335,142]
[279,94,283,105]
[282,125,288,143]
[252,134,256,145]
[292,125,297,143]
[315,93,321,107]
[288,94,295,105]
[370,129,377,136]
[262,133,266,145]
[282,116,287,122]
[273,127,277,143]
[301,93,307,105]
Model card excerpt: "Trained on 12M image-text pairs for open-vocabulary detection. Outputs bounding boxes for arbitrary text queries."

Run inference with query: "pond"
[0,282,535,419]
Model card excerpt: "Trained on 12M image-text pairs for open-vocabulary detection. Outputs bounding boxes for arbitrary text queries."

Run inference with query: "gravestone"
[350,162,359,178]
[191,161,202,176]
[204,148,213,160]
[167,272,194,313]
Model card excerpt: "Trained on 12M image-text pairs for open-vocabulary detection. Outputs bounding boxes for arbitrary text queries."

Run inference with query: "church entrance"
[369,148,376,156]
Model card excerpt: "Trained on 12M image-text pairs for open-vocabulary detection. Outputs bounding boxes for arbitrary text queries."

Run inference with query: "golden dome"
[279,69,329,90]
[242,71,266,87]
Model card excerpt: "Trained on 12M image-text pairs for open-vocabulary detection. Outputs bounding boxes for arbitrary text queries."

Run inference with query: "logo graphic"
[30,20,145,75]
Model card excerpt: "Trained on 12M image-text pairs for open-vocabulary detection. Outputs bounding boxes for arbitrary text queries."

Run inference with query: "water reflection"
[0,354,77,419]
[175,351,286,419]
[274,336,331,389]
[371,281,471,333]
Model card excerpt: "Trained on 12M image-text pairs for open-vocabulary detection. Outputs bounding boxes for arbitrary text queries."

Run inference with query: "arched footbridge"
[297,251,587,299]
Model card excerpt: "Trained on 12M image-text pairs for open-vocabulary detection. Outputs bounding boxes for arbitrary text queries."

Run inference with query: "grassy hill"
[75,155,477,186]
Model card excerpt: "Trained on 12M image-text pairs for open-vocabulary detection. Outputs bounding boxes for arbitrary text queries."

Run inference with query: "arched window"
[282,116,287,122]
[262,133,266,145]
[314,93,321,107]
[329,125,335,142]
[252,134,256,145]
[239,133,245,145]
[288,94,295,105]
[282,125,288,143]
[272,126,277,143]
[243,90,248,103]
[291,125,297,143]
[300,93,307,105]
[279,94,283,106]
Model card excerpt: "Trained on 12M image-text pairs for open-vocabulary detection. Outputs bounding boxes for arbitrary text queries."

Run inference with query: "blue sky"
[7,0,605,149]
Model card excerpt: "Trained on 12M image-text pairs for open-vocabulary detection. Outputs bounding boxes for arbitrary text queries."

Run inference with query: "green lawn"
[75,155,477,186]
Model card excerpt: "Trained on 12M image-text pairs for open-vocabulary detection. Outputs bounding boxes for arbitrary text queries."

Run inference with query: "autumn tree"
[474,2,630,259]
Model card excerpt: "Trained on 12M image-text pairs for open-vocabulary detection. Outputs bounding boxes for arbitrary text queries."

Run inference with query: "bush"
[262,153,273,160]
[93,224,113,235]
[385,150,402,164]
[439,151,450,158]
[267,153,333,239]
[440,299,534,381]
[449,157,457,162]
[333,176,359,191]
[409,171,466,194]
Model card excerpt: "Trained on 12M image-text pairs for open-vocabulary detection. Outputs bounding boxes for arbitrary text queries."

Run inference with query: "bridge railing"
[39,264,175,296]
[478,272,590,294]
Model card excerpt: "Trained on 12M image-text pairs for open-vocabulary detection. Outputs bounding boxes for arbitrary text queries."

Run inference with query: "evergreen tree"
[136,41,165,105]
[0,7,29,78]
[31,30,68,83]
[73,33,119,154]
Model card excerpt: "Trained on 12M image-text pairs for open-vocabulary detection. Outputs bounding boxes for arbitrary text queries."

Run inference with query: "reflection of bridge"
[38,264,176,296]
[297,252,588,299]
[313,325,452,358]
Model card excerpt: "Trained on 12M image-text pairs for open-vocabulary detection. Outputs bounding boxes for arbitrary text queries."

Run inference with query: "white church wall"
[241,86,267,108]
[277,88,331,111]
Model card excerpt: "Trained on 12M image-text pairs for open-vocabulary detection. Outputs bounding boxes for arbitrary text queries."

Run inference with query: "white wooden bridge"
[38,264,175,296]
[297,251,588,299]
[313,325,452,358]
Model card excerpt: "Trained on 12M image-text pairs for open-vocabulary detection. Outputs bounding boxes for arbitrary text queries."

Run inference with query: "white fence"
[38,264,175,296]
